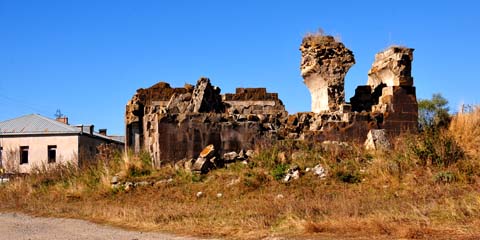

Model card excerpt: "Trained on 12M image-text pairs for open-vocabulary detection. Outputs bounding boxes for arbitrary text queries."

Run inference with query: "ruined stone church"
[125,34,418,166]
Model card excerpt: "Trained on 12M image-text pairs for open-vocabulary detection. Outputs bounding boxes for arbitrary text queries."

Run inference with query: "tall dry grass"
[450,105,480,157]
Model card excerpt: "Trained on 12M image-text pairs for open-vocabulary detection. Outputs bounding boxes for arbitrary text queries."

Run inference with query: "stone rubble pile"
[110,175,174,191]
[283,164,327,183]
[174,145,255,174]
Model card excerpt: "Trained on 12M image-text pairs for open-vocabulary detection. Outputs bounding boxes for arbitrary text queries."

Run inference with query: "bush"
[409,129,464,167]
[125,151,153,178]
[330,157,363,184]
[335,170,361,183]
[434,171,456,183]
[271,164,288,181]
[127,165,151,177]
[243,170,269,189]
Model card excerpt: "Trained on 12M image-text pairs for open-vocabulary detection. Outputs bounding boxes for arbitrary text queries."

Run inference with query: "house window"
[48,145,57,163]
[20,146,29,164]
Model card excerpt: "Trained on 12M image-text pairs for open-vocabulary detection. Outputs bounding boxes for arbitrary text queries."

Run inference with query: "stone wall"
[125,78,286,166]
[223,88,286,115]
[125,34,418,166]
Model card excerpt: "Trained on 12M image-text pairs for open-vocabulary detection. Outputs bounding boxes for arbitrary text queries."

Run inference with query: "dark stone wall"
[156,113,277,163]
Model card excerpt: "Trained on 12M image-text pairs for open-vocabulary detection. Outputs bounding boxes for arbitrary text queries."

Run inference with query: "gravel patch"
[0,212,205,240]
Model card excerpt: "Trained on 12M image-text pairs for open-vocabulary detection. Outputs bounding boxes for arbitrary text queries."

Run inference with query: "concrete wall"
[0,135,79,173]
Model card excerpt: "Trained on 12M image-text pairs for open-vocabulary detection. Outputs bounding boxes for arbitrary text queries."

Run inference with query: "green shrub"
[139,151,153,167]
[271,164,288,181]
[335,170,361,183]
[409,129,464,167]
[243,170,268,189]
[434,171,457,183]
[127,165,151,177]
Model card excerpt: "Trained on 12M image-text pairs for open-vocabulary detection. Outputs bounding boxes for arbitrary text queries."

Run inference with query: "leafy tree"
[418,93,450,130]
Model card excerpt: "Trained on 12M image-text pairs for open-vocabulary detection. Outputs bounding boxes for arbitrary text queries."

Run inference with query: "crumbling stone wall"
[223,88,285,115]
[350,47,418,136]
[126,35,418,166]
[125,82,194,154]
[126,78,286,166]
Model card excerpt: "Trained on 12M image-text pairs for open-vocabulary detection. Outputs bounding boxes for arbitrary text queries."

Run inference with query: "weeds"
[271,164,288,181]
[434,171,456,183]
[408,129,464,167]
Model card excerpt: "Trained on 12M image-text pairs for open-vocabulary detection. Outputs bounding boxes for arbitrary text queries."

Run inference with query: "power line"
[0,93,53,117]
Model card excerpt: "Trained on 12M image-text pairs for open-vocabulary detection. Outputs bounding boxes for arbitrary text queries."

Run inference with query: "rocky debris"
[300,34,355,112]
[154,178,173,187]
[191,156,215,174]
[192,144,218,174]
[136,181,150,187]
[110,175,119,185]
[223,151,238,161]
[196,191,204,198]
[227,178,241,187]
[311,164,327,179]
[216,193,223,198]
[280,164,328,183]
[238,149,246,159]
[283,165,301,183]
[174,158,194,171]
[199,144,215,158]
[321,141,351,151]
[277,152,288,163]
[364,129,391,151]
[174,145,255,174]
[112,178,173,190]
[124,182,134,191]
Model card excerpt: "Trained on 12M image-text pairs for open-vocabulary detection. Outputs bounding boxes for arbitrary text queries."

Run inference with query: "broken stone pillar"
[300,35,355,112]
[186,77,224,113]
[367,47,414,89]
[367,46,418,134]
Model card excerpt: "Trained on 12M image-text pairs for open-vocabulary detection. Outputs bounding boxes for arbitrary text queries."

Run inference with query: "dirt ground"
[0,212,206,240]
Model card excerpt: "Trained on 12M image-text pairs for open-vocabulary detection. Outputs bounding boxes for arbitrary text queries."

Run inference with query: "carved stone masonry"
[300,35,355,113]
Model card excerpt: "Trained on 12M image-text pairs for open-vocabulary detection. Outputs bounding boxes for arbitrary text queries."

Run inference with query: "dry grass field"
[1,107,480,239]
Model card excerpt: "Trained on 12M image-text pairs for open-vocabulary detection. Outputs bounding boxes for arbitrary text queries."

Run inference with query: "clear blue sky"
[1,1,479,135]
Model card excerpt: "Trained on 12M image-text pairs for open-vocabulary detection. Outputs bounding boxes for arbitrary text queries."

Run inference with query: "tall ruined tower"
[300,35,355,113]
